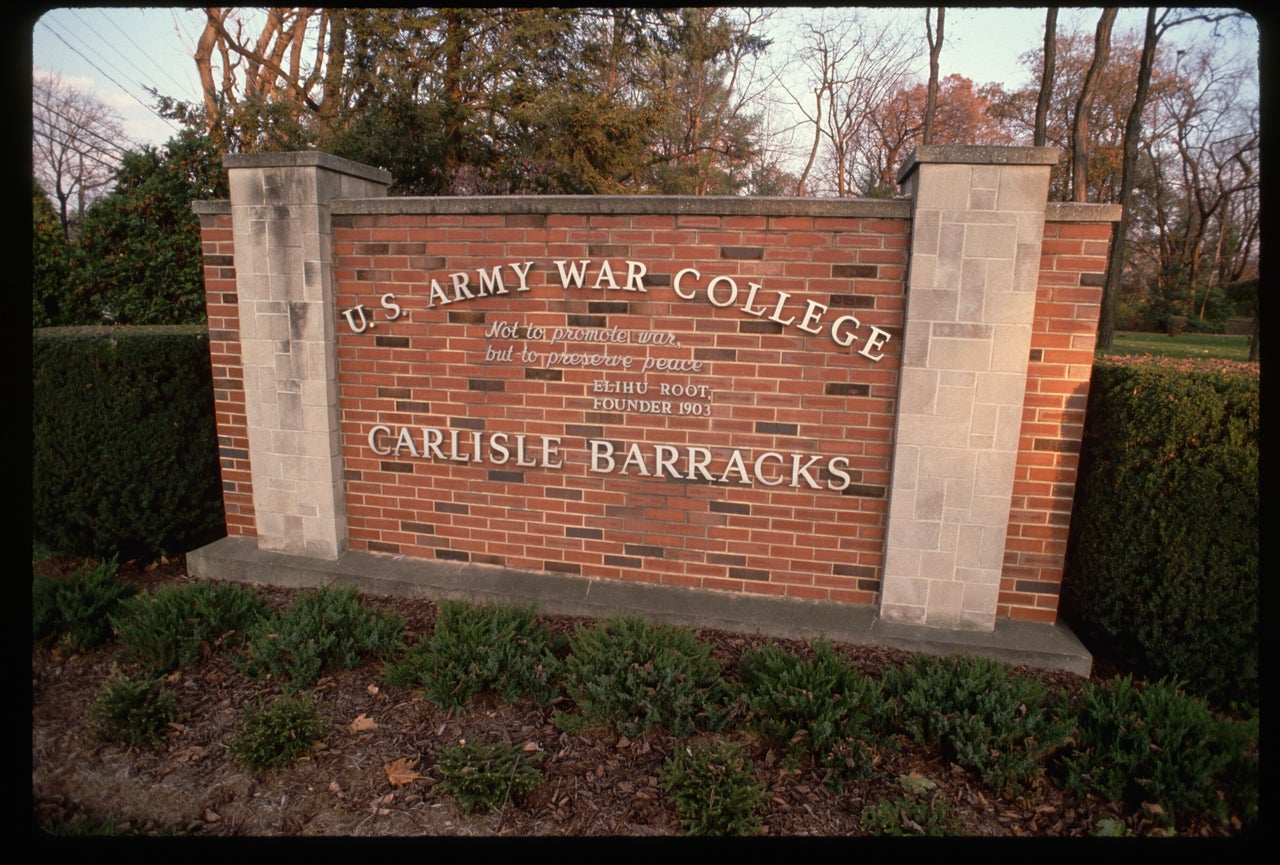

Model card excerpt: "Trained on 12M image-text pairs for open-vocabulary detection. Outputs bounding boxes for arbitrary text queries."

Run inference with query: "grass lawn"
[1099,331,1253,362]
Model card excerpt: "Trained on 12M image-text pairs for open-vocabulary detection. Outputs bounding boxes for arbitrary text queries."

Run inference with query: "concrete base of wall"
[187,536,1092,677]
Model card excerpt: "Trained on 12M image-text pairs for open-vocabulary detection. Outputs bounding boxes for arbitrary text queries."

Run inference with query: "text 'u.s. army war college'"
[345,257,892,492]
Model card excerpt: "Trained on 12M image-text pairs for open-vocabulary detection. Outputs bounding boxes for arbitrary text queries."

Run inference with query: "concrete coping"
[194,196,1122,224]
[328,195,914,218]
[897,144,1060,184]
[222,151,393,186]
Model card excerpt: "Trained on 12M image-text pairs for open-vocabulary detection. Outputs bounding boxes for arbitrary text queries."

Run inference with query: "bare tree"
[32,72,128,238]
[1071,7,1117,202]
[786,9,920,196]
[1096,7,1252,349]
[923,7,944,145]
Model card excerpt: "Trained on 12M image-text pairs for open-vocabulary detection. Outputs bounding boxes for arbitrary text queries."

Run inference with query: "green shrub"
[555,617,728,736]
[434,738,544,814]
[382,600,561,710]
[1057,676,1258,829]
[239,586,404,692]
[113,581,269,673]
[33,557,136,652]
[231,693,330,773]
[736,640,882,787]
[1065,360,1258,706]
[32,326,225,559]
[92,673,182,744]
[860,784,961,837]
[880,654,1071,794]
[659,741,767,836]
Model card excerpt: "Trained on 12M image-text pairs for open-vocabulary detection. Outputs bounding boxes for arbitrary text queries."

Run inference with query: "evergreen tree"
[72,130,227,325]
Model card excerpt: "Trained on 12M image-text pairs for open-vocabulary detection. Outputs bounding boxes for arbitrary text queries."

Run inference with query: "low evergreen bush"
[736,639,883,787]
[382,600,561,710]
[92,673,182,744]
[659,741,767,836]
[434,738,544,814]
[1057,676,1258,829]
[33,557,136,652]
[238,586,404,692]
[879,654,1071,794]
[859,790,961,837]
[231,693,330,773]
[555,617,728,736]
[113,581,268,673]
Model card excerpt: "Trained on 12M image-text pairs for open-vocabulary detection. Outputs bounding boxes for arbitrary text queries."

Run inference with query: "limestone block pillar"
[224,153,391,558]
[880,146,1058,631]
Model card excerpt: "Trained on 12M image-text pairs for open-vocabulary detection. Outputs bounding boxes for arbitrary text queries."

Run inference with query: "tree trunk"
[1098,7,1160,350]
[923,8,944,144]
[1071,7,1117,202]
[1034,8,1056,147]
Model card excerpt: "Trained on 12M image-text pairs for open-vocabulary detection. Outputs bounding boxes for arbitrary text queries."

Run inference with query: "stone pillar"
[880,145,1058,631]
[224,153,391,558]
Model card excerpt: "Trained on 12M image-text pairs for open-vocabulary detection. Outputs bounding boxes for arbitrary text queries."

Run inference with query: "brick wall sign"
[193,147,1120,633]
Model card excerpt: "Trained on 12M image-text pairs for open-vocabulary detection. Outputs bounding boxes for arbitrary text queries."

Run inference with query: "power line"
[37,16,183,147]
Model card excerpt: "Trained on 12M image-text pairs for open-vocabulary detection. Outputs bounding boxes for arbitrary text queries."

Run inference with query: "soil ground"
[31,555,1248,840]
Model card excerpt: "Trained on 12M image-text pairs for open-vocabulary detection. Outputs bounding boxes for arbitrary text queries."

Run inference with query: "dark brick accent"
[755,421,797,435]
[823,382,870,396]
[833,264,876,278]
[468,378,505,391]
[709,501,749,515]
[374,335,410,348]
[566,526,603,540]
[730,567,770,582]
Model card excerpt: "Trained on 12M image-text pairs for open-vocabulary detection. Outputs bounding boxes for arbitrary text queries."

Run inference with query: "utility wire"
[37,16,183,146]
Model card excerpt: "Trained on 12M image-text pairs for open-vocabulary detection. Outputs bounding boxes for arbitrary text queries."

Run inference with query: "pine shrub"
[231,693,329,773]
[382,600,561,710]
[33,557,136,652]
[879,654,1071,794]
[556,617,728,736]
[736,639,883,787]
[113,581,268,673]
[238,586,404,692]
[92,673,182,744]
[660,741,767,836]
[1057,676,1258,829]
[434,738,544,814]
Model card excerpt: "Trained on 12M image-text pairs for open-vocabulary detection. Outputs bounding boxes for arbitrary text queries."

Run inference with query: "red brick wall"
[331,210,907,604]
[197,210,255,538]
[999,221,1111,621]
[199,204,1111,622]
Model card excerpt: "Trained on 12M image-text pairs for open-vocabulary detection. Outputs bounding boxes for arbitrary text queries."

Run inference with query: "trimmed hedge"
[32,326,225,559]
[1064,358,1258,706]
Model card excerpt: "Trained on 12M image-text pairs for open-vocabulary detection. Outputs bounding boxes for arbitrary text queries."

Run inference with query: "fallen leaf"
[385,757,421,787]
[522,741,541,752]
[367,684,380,696]
[349,713,378,733]
[898,772,937,795]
